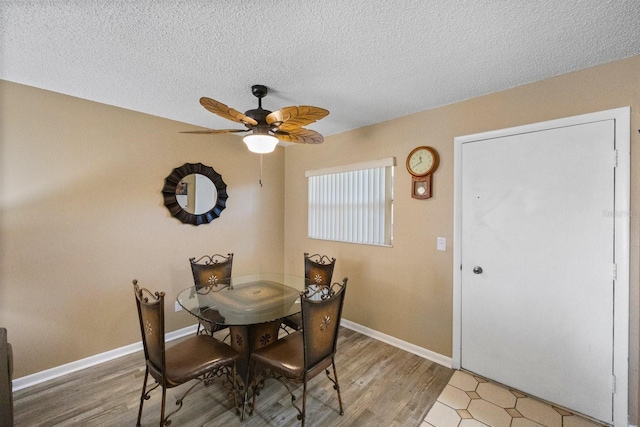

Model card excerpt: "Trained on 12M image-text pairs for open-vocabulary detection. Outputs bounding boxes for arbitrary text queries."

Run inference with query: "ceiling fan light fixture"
[243,132,279,154]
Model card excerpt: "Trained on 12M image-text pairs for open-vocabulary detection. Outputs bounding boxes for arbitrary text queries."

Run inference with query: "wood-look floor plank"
[13,328,453,426]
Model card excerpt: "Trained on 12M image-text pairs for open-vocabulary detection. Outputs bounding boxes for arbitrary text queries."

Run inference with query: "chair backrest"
[189,253,233,290]
[133,280,166,375]
[301,278,347,370]
[304,253,336,287]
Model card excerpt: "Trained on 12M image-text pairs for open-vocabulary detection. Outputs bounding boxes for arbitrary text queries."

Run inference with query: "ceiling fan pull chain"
[260,153,263,187]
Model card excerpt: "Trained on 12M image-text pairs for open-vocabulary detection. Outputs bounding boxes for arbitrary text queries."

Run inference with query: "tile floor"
[422,370,607,427]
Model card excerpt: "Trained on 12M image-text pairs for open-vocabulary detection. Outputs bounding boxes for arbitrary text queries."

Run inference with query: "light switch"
[437,237,446,251]
[174,301,183,312]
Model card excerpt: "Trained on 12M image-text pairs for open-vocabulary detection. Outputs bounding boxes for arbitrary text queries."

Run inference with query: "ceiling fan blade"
[200,97,258,126]
[266,106,329,130]
[180,129,247,134]
[274,127,324,144]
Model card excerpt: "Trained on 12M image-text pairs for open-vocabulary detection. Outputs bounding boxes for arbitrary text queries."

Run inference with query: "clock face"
[407,146,438,177]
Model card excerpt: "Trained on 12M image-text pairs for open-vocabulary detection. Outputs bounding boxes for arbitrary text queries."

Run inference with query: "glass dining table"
[176,273,307,417]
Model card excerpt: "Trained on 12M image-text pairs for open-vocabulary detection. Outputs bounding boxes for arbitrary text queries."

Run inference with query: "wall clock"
[406,146,439,199]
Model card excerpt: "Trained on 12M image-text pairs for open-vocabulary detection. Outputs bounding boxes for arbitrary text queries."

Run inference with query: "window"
[306,158,394,246]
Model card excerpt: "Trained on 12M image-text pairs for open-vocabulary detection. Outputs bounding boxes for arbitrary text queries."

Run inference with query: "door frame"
[452,107,630,425]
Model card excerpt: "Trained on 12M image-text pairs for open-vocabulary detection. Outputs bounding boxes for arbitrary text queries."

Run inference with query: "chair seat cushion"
[281,313,302,330]
[164,335,238,386]
[201,308,226,325]
[251,332,331,380]
[200,309,229,333]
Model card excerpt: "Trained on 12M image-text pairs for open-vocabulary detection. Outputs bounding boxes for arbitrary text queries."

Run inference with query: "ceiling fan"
[182,85,329,154]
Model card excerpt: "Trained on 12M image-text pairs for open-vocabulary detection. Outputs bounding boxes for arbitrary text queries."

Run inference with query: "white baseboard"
[14,321,451,392]
[12,325,198,392]
[340,319,452,368]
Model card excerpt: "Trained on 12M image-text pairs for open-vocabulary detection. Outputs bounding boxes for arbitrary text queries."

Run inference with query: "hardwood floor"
[13,328,453,426]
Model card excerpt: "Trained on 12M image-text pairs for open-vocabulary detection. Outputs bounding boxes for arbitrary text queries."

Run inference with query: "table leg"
[228,320,281,419]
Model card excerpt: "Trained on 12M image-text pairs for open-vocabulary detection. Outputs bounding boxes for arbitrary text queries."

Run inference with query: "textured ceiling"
[1,1,639,139]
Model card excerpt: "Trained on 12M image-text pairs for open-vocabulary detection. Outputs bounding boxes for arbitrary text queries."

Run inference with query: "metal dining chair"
[250,277,347,426]
[189,253,233,336]
[281,252,336,332]
[133,280,239,426]
[0,328,12,427]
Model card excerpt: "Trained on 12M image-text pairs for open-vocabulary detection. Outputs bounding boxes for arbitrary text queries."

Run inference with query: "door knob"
[473,266,483,274]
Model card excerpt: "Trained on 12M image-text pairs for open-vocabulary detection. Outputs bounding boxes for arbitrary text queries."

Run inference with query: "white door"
[453,108,630,425]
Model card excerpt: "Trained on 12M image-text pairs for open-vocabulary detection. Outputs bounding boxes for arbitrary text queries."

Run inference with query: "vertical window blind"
[306,158,394,246]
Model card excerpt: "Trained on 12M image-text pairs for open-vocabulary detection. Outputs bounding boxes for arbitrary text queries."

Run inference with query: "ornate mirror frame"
[162,162,228,225]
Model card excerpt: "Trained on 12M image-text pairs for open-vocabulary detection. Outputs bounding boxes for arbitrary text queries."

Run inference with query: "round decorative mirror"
[162,163,228,225]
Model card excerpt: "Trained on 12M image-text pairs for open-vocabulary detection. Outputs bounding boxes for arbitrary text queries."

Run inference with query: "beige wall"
[283,55,640,421]
[0,80,285,377]
[1,55,638,421]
